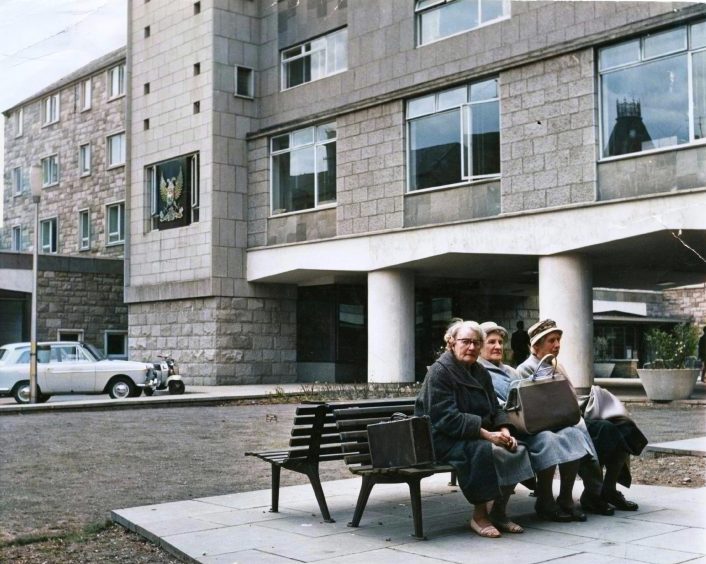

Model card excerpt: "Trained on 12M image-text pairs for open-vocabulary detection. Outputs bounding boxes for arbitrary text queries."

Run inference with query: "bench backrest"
[289,403,345,464]
[332,399,416,468]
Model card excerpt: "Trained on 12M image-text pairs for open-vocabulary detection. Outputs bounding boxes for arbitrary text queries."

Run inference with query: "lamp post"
[29,165,42,404]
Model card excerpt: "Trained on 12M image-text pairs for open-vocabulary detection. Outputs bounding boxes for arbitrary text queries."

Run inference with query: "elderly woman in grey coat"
[415,320,535,538]
[479,321,597,523]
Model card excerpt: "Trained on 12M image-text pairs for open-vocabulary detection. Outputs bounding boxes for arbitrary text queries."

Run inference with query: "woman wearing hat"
[480,321,596,523]
[415,319,535,538]
[518,319,647,514]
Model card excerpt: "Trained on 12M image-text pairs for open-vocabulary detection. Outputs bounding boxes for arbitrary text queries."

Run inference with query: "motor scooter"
[144,354,185,395]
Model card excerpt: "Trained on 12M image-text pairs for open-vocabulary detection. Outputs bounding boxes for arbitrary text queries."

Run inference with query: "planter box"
[637,368,699,401]
[593,362,615,378]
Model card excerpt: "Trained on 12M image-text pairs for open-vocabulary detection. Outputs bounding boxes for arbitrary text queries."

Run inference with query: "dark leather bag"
[367,413,435,469]
[504,355,580,435]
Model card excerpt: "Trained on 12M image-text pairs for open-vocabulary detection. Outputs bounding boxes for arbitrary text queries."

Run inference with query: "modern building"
[1,48,128,355]
[125,0,706,388]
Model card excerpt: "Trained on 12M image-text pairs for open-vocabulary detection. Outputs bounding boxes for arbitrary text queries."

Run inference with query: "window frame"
[415,0,511,47]
[41,154,59,187]
[11,225,21,252]
[106,132,126,168]
[107,63,126,99]
[79,143,91,176]
[40,217,58,254]
[280,28,347,91]
[78,209,91,251]
[106,201,125,245]
[12,166,22,195]
[42,93,60,125]
[104,330,128,359]
[405,77,501,193]
[14,107,23,137]
[270,123,338,216]
[598,20,706,161]
[79,78,92,111]
[57,329,84,342]
[234,65,254,98]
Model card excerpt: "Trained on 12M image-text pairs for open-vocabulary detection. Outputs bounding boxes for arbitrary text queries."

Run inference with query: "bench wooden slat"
[332,404,414,419]
[289,433,342,447]
[291,423,338,437]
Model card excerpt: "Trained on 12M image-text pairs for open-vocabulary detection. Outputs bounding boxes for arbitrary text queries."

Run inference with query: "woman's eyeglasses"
[456,339,482,348]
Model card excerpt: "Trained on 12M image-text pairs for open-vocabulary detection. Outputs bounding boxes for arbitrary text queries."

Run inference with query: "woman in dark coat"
[518,319,648,513]
[415,320,535,538]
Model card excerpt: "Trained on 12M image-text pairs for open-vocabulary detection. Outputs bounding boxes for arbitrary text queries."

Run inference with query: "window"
[79,78,92,110]
[41,155,59,187]
[235,65,254,98]
[14,108,23,137]
[271,123,336,214]
[193,62,201,75]
[108,64,125,98]
[407,77,500,191]
[281,28,347,90]
[600,21,706,158]
[193,1,201,15]
[42,93,60,124]
[105,331,128,359]
[416,0,510,46]
[11,226,21,251]
[144,25,151,38]
[57,329,83,342]
[106,202,125,244]
[12,166,22,195]
[107,132,126,167]
[40,218,58,253]
[144,82,150,94]
[79,209,90,250]
[79,143,91,176]
[146,153,199,230]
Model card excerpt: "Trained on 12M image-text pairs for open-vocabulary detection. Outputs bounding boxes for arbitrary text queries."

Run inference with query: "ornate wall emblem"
[159,169,184,222]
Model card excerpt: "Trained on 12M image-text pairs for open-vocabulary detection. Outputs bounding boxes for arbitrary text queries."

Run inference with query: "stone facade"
[2,49,127,257]
[663,285,706,326]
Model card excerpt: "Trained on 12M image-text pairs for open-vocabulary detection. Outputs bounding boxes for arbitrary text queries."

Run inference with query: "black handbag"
[504,354,580,435]
[367,413,435,469]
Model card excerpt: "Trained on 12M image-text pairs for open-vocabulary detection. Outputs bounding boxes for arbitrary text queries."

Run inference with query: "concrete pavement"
[112,472,706,564]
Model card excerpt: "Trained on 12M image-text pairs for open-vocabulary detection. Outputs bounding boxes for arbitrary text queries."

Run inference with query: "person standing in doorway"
[510,320,531,366]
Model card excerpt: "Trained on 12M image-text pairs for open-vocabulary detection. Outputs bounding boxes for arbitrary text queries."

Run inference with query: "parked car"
[0,341,158,404]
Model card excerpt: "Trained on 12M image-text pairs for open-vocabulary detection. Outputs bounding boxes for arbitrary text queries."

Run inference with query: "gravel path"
[0,400,704,562]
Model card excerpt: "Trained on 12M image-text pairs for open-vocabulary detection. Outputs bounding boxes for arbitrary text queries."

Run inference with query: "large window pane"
[471,100,500,175]
[273,148,315,213]
[694,50,706,140]
[317,143,336,204]
[420,0,478,45]
[602,54,689,156]
[409,109,462,190]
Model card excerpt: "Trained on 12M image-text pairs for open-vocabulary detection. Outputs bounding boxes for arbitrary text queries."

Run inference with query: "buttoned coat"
[415,351,516,504]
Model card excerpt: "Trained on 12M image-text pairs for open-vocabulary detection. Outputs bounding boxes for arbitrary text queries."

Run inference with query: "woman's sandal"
[470,518,502,538]
[490,518,524,533]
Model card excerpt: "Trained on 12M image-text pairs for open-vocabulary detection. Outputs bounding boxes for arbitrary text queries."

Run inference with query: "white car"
[0,341,157,403]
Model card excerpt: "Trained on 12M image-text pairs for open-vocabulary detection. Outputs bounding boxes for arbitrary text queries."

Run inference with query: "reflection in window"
[271,123,336,214]
[281,28,347,90]
[600,21,706,157]
[107,202,125,244]
[416,0,509,46]
[40,218,58,253]
[407,78,499,191]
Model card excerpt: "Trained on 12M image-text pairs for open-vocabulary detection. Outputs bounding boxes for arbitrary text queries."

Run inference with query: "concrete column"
[538,253,593,393]
[368,269,415,383]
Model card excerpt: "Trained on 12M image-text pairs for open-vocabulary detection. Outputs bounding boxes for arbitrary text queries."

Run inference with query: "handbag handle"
[390,412,409,421]
[532,354,558,381]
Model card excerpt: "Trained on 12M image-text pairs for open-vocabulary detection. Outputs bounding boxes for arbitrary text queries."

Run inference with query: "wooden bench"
[245,398,419,523]
[334,401,456,539]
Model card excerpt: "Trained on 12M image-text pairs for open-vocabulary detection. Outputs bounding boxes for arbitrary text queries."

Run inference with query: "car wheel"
[12,381,30,404]
[168,380,185,395]
[143,387,155,396]
[108,376,136,399]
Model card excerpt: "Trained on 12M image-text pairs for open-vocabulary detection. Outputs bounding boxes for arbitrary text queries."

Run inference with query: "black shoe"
[603,490,638,511]
[559,503,587,522]
[535,500,573,522]
[580,491,615,516]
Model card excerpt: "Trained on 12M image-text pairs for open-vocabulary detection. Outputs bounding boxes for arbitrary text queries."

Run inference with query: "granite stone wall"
[662,285,706,326]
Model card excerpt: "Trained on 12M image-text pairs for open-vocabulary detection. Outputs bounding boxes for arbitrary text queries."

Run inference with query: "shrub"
[644,323,699,369]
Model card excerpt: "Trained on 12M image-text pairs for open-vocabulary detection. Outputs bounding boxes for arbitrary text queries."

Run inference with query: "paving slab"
[645,436,706,457]
[112,474,706,564]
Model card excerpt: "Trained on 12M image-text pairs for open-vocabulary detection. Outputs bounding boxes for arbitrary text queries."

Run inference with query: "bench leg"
[449,471,457,487]
[349,475,375,528]
[270,465,281,513]
[407,477,426,540]
[305,467,335,523]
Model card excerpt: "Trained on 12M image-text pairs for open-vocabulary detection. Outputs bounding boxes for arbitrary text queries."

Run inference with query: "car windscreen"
[82,343,106,361]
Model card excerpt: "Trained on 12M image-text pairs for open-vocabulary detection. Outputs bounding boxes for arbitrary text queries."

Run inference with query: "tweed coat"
[415,351,534,504]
